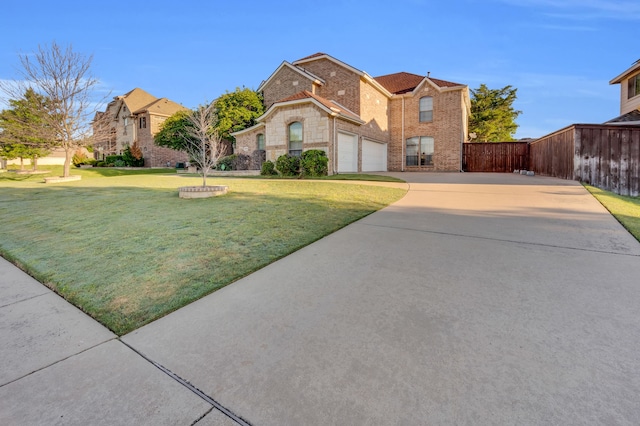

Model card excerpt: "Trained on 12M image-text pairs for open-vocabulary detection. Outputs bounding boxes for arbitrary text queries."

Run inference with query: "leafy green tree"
[156,87,263,152]
[214,87,264,143]
[154,110,195,151]
[0,88,55,170]
[469,84,521,142]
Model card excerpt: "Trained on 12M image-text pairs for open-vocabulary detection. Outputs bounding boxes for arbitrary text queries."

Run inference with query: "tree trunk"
[19,157,24,170]
[32,155,38,171]
[63,147,72,177]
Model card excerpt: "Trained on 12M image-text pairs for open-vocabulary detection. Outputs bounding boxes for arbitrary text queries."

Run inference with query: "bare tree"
[0,42,105,178]
[181,103,226,187]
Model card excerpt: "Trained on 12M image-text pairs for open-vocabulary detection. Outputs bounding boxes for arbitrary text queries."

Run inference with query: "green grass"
[585,185,640,242]
[0,168,407,335]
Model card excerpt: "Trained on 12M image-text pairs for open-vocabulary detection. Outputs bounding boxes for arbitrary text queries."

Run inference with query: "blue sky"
[1,0,638,139]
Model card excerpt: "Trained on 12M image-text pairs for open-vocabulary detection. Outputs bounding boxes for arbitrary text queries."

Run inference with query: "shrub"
[105,155,123,165]
[83,158,97,166]
[276,154,300,177]
[300,149,328,177]
[72,150,88,167]
[114,159,126,167]
[96,161,106,167]
[260,160,277,176]
[122,145,144,167]
[232,154,251,170]
[217,154,237,171]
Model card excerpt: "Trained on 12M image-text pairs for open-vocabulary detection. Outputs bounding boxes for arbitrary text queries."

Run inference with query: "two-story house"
[608,59,640,124]
[93,88,188,167]
[233,53,470,173]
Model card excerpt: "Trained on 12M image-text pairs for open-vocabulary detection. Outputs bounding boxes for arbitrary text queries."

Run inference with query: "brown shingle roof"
[133,98,185,116]
[374,72,463,94]
[606,108,640,124]
[119,88,158,113]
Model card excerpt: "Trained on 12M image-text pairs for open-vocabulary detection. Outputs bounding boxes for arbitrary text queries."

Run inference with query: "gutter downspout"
[332,115,337,174]
[401,96,405,172]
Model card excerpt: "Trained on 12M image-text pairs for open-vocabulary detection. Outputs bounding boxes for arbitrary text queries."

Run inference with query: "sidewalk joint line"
[362,223,640,257]
[0,338,117,388]
[119,340,252,426]
[0,291,50,309]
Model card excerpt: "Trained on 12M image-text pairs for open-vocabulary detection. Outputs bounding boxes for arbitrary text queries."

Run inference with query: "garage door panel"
[362,139,387,172]
[338,133,358,173]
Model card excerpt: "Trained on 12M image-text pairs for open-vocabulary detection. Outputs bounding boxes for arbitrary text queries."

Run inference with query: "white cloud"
[498,0,640,20]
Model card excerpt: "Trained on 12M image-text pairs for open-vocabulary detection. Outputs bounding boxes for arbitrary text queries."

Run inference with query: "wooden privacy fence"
[463,142,529,172]
[530,124,640,196]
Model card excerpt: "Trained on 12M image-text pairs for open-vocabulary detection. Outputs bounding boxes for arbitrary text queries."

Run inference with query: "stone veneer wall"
[265,104,330,161]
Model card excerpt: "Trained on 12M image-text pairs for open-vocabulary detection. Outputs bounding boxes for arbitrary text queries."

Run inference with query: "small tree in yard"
[180,103,226,187]
[0,42,105,178]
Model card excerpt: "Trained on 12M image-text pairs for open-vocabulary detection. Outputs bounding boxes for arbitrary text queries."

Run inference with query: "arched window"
[419,96,433,122]
[257,133,265,150]
[288,122,303,156]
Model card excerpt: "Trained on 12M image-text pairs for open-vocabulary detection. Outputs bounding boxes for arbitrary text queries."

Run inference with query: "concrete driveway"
[2,173,639,425]
[122,173,640,425]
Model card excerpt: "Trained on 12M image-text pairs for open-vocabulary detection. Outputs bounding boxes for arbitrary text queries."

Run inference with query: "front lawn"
[585,185,640,242]
[0,168,407,335]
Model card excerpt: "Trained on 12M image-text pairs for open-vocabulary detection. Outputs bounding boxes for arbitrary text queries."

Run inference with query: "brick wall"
[297,58,362,115]
[262,66,315,109]
[388,83,465,171]
[136,113,188,167]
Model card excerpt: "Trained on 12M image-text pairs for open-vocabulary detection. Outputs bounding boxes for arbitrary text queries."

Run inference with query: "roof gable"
[260,90,364,124]
[374,72,464,94]
[119,88,158,113]
[610,59,640,84]
[292,53,364,76]
[258,61,325,92]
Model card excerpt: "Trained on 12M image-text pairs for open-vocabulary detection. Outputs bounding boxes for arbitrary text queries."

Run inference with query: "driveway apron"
[123,173,640,425]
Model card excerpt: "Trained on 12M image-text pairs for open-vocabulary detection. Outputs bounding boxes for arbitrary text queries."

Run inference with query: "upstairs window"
[288,122,303,157]
[139,117,146,129]
[257,133,265,150]
[628,74,640,99]
[419,96,433,122]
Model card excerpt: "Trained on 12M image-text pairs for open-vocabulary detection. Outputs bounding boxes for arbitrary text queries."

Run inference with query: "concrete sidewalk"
[2,173,640,425]
[0,257,237,425]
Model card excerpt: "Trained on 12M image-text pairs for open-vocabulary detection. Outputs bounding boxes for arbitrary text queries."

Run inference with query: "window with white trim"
[288,122,302,156]
[419,96,433,122]
[257,133,265,150]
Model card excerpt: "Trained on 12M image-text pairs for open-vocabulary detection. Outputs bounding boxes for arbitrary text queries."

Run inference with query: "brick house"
[232,53,470,173]
[93,88,188,167]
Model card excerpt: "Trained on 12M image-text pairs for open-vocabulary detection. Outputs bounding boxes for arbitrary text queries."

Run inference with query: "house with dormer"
[93,88,188,167]
[232,53,470,173]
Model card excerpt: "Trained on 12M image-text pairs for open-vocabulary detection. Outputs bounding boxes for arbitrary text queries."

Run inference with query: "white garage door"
[337,132,358,173]
[362,139,387,172]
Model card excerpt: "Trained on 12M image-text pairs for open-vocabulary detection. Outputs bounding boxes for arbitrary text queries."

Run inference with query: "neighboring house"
[232,53,470,173]
[608,59,640,125]
[93,88,188,167]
